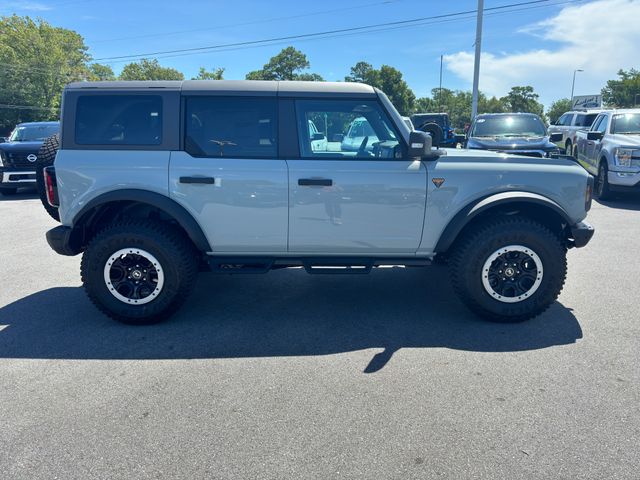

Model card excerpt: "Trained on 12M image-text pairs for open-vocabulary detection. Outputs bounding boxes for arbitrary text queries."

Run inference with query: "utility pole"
[471,0,484,120]
[439,54,443,112]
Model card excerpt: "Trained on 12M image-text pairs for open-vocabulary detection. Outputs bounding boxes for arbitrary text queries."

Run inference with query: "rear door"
[287,98,427,255]
[169,95,288,253]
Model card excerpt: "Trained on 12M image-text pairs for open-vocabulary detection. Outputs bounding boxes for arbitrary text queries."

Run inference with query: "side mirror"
[409,130,433,158]
[331,134,344,142]
[587,131,604,141]
[549,132,563,142]
[311,133,325,141]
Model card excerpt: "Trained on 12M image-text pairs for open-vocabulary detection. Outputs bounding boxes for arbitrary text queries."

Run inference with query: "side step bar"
[206,257,432,274]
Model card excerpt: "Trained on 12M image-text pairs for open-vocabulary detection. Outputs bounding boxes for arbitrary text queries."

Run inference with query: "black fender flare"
[434,191,572,253]
[73,189,211,252]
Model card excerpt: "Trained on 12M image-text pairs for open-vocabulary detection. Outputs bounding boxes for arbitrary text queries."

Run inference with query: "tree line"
[1,15,638,133]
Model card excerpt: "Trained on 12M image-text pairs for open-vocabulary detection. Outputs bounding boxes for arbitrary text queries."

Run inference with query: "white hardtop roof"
[65,80,376,96]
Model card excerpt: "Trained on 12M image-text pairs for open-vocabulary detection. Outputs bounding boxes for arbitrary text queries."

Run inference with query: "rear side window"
[184,97,277,158]
[75,95,162,145]
[575,113,598,127]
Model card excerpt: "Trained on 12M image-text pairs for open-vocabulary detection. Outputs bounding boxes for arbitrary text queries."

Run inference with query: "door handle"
[298,178,333,186]
[179,176,215,184]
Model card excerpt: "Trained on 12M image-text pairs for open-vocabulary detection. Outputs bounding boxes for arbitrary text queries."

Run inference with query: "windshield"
[9,124,59,142]
[611,113,640,134]
[471,116,546,137]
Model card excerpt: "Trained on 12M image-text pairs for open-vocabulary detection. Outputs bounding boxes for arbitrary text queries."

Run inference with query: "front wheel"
[450,217,567,322]
[81,220,198,324]
[595,161,612,200]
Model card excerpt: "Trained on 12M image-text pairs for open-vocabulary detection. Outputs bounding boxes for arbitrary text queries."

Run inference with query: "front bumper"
[0,169,36,185]
[46,226,83,256]
[608,170,640,190]
[569,221,595,248]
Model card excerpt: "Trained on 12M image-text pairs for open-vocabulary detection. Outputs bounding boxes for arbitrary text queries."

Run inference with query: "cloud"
[1,1,52,12]
[443,0,640,107]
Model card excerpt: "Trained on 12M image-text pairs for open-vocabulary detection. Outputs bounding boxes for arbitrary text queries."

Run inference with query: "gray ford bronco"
[44,80,594,325]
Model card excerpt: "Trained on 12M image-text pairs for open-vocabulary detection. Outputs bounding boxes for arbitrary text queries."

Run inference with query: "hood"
[467,136,556,151]
[607,134,640,148]
[0,140,44,154]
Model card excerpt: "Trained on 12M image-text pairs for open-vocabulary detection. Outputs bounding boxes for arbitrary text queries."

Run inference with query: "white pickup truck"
[575,108,640,199]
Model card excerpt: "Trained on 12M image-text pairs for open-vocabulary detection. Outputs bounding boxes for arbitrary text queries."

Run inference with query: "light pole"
[571,69,584,103]
[471,0,484,120]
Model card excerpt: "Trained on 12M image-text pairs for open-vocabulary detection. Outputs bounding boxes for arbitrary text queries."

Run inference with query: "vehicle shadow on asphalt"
[0,266,583,372]
[0,190,38,201]
[595,193,640,211]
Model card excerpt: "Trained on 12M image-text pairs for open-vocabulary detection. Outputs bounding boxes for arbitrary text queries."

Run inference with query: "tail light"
[585,175,594,211]
[44,166,58,207]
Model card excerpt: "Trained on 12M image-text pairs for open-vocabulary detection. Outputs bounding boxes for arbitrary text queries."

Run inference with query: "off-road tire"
[35,134,60,221]
[564,140,573,158]
[418,122,444,147]
[0,187,18,196]
[595,160,612,200]
[450,216,567,323]
[81,220,199,325]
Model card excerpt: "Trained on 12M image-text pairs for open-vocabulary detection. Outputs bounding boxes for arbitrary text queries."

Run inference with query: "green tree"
[245,46,323,81]
[0,15,90,131]
[345,62,415,115]
[192,67,224,80]
[88,63,115,81]
[601,68,640,107]
[546,98,572,124]
[119,58,184,81]
[500,86,544,117]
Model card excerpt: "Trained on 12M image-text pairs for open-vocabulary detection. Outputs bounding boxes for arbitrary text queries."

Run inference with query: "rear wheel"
[595,161,612,200]
[35,134,60,221]
[81,220,198,325]
[450,217,566,322]
[0,187,18,196]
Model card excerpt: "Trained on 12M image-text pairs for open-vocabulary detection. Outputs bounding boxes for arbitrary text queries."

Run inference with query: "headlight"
[614,148,640,168]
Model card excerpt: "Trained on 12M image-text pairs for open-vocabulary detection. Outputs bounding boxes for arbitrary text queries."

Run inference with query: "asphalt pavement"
[0,190,639,479]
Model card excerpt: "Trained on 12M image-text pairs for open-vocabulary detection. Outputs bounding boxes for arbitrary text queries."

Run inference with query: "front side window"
[595,115,609,134]
[75,95,162,145]
[557,114,568,126]
[185,96,277,158]
[295,99,401,159]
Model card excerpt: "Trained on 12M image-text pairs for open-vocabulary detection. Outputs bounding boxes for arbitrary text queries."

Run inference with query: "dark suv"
[0,121,60,195]
[466,113,562,158]
[410,113,457,147]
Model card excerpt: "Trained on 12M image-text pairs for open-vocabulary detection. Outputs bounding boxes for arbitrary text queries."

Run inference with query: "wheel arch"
[71,189,211,252]
[434,192,572,254]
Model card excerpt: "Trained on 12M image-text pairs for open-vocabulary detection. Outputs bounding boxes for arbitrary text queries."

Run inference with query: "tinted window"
[471,115,546,137]
[575,113,598,127]
[75,95,162,145]
[295,99,401,159]
[557,114,568,126]
[563,114,575,126]
[185,97,277,158]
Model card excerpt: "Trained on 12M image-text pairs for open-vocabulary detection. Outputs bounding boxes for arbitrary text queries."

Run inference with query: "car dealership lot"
[0,192,638,479]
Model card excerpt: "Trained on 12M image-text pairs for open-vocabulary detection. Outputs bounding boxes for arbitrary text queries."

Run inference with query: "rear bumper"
[569,221,595,248]
[0,169,36,185]
[46,226,82,256]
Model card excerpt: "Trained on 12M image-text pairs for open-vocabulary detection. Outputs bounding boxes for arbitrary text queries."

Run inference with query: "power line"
[93,0,556,62]
[87,0,403,44]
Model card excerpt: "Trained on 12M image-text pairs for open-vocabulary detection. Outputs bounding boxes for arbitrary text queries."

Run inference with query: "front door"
[288,99,427,255]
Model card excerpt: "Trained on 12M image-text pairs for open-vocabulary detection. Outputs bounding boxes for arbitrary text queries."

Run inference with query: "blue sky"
[3,0,639,108]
